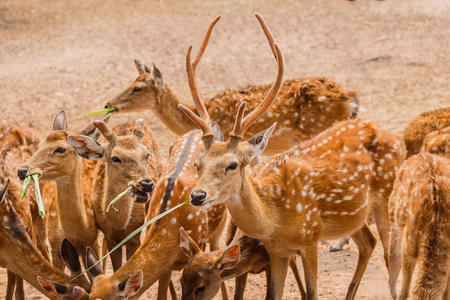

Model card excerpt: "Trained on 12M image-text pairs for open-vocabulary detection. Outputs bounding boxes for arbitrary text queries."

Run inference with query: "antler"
[229,13,284,140]
[93,120,117,143]
[177,16,221,148]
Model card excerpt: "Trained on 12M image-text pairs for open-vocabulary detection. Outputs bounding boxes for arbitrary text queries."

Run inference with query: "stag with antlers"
[104,17,359,153]
[178,13,405,300]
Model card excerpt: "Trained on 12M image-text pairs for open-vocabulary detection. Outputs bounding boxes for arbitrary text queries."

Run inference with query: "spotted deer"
[404,107,450,157]
[104,17,359,153]
[0,180,91,299]
[68,119,162,271]
[177,13,406,300]
[18,111,105,269]
[179,226,306,300]
[388,152,450,300]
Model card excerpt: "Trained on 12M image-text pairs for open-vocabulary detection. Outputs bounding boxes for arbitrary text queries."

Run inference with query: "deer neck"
[109,230,180,296]
[103,170,134,230]
[153,85,199,135]
[55,162,90,235]
[225,169,275,240]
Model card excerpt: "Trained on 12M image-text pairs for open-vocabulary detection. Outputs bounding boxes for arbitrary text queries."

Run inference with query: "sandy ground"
[0,0,449,298]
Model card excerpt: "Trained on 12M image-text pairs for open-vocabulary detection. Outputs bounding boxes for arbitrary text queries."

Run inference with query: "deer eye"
[132,87,141,93]
[145,152,151,161]
[195,286,206,296]
[54,147,66,154]
[225,162,238,173]
[194,162,201,174]
[111,156,122,164]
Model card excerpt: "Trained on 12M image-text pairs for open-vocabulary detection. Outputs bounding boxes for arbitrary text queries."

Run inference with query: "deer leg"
[6,270,16,300]
[265,266,272,300]
[267,253,290,300]
[398,248,417,300]
[330,237,350,252]
[157,271,173,300]
[300,244,318,300]
[107,239,123,271]
[289,256,306,300]
[234,273,248,300]
[388,223,403,299]
[373,203,391,271]
[169,280,178,300]
[443,274,450,300]
[345,224,376,300]
[14,277,24,300]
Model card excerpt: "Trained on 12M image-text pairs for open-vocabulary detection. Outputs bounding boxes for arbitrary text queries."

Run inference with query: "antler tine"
[93,120,116,143]
[240,43,283,135]
[191,16,221,72]
[185,46,212,132]
[229,15,284,139]
[254,13,277,60]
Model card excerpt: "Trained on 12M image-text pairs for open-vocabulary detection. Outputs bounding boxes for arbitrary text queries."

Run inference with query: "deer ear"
[85,247,104,279]
[211,122,224,142]
[179,227,202,258]
[244,122,277,163]
[215,245,240,270]
[53,111,68,131]
[37,277,69,297]
[132,119,145,142]
[117,270,143,298]
[60,239,82,275]
[152,63,164,87]
[134,60,146,75]
[68,135,104,160]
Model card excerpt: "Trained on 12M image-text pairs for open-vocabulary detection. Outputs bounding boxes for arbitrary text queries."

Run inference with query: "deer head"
[179,228,240,300]
[67,247,143,300]
[68,119,154,203]
[18,111,102,182]
[177,13,284,207]
[104,17,220,114]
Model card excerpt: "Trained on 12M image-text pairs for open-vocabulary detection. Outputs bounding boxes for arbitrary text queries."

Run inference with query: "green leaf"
[32,174,45,218]
[74,199,191,280]
[69,108,116,120]
[21,176,32,198]
[106,186,133,212]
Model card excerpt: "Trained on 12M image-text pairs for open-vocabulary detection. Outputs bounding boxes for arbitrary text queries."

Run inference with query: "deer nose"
[139,180,154,193]
[17,167,28,180]
[104,103,110,109]
[190,190,207,206]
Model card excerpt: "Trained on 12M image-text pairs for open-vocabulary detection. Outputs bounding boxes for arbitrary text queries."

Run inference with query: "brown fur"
[23,126,100,270]
[421,126,450,158]
[192,119,405,300]
[180,226,306,300]
[0,123,58,298]
[388,153,450,300]
[106,69,358,153]
[71,131,228,299]
[403,107,450,157]
[0,180,90,300]
[90,120,162,271]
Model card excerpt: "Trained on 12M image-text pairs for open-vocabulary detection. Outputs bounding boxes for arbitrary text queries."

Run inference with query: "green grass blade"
[106,186,133,212]
[32,174,45,218]
[100,110,113,120]
[74,199,191,280]
[69,108,116,120]
[21,176,32,198]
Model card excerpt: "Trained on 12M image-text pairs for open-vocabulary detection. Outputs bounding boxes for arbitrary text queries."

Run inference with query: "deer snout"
[17,166,29,180]
[104,103,110,109]
[191,190,207,206]
[139,179,154,193]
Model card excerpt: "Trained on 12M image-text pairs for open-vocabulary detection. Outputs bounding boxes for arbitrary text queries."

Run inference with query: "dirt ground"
[0,0,449,298]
